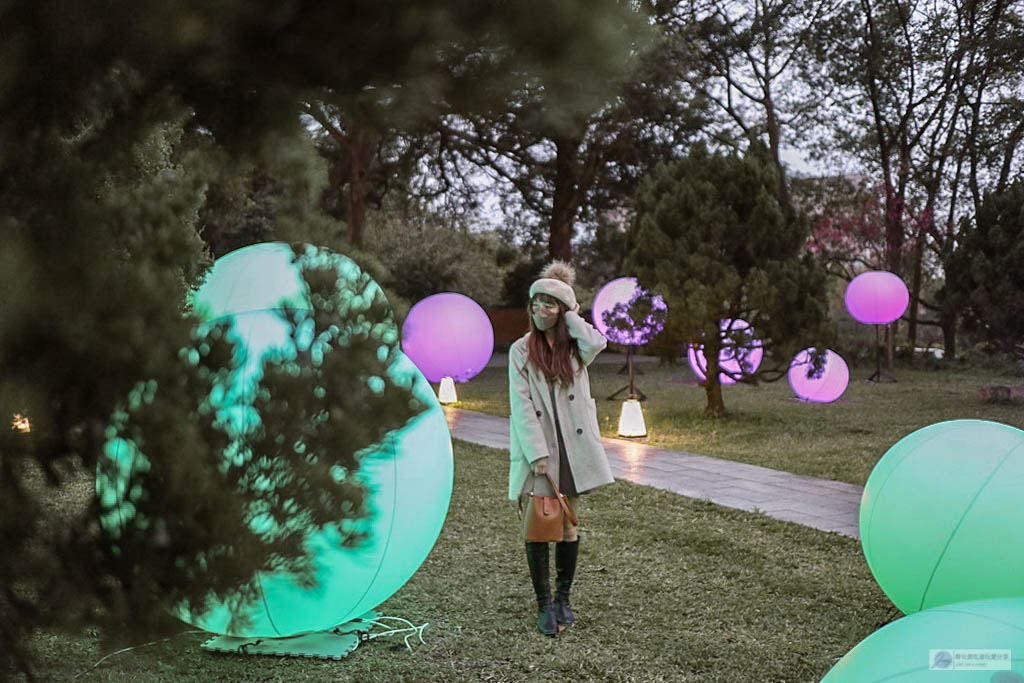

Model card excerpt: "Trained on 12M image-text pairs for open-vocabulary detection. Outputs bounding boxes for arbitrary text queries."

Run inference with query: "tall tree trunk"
[907,210,929,353]
[941,310,957,359]
[549,136,578,262]
[345,129,374,248]
[764,93,792,217]
[702,332,726,417]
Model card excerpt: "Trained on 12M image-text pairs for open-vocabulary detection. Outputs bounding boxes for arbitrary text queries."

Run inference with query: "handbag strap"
[542,471,579,527]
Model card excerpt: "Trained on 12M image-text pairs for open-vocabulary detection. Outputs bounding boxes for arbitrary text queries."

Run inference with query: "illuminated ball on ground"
[591,277,668,346]
[401,293,494,382]
[845,271,909,324]
[98,242,454,637]
[787,348,849,403]
[860,420,1024,615]
[822,597,1024,681]
[687,319,763,385]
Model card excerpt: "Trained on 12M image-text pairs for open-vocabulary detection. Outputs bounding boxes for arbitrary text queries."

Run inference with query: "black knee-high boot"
[525,542,558,636]
[554,539,579,626]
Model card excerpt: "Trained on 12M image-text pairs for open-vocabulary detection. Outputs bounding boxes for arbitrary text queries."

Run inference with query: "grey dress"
[521,383,579,499]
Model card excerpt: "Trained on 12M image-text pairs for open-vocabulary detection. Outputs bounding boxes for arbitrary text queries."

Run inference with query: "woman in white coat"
[508,261,614,636]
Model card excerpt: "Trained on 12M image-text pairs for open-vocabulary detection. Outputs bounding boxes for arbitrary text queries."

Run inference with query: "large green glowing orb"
[860,420,1024,615]
[99,242,453,637]
[822,597,1024,681]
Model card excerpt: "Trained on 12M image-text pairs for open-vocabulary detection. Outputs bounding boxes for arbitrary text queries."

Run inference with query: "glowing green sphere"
[860,420,1024,615]
[98,243,453,637]
[822,597,1024,681]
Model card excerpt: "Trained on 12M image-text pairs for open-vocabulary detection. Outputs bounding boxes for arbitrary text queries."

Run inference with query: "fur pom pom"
[539,260,576,287]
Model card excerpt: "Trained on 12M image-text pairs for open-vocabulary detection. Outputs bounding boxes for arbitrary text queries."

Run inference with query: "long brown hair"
[526,298,583,387]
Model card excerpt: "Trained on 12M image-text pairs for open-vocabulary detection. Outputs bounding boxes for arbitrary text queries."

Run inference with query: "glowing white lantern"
[438,376,458,404]
[617,399,647,438]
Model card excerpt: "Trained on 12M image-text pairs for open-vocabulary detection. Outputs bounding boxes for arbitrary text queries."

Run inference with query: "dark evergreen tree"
[625,143,834,416]
[944,180,1024,358]
[0,0,643,674]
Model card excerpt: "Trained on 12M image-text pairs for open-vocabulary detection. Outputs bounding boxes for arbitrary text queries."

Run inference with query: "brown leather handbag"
[525,472,579,542]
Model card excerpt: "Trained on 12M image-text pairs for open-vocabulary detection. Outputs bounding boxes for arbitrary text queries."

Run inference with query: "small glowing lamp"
[11,413,30,433]
[438,376,458,404]
[617,399,647,438]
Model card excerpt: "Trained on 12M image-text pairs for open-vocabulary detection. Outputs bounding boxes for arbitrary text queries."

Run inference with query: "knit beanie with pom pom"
[528,261,577,311]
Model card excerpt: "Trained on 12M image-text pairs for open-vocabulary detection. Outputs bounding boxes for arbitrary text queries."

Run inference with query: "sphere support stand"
[867,324,897,383]
[607,346,647,401]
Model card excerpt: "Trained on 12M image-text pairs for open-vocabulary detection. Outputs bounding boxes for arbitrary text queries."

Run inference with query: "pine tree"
[625,143,834,416]
[0,0,643,674]
[944,180,1024,358]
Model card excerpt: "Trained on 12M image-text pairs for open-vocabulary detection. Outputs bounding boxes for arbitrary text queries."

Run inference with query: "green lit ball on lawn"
[98,242,453,637]
[860,420,1024,615]
[822,597,1024,681]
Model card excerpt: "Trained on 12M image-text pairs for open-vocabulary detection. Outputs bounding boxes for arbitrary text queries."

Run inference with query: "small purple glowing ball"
[845,271,909,324]
[788,348,850,403]
[592,277,668,346]
[401,293,494,382]
[688,319,763,385]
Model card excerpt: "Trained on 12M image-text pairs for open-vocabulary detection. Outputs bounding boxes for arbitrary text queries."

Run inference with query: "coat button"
[576,428,583,435]
[536,410,542,417]
[569,394,575,400]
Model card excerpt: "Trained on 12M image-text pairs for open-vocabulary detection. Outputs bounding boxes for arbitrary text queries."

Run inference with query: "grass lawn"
[25,440,892,682]
[454,358,1024,486]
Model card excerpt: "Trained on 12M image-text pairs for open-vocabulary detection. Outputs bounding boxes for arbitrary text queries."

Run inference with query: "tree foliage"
[944,180,1024,357]
[0,0,643,675]
[423,1,701,262]
[626,143,834,416]
[361,198,513,310]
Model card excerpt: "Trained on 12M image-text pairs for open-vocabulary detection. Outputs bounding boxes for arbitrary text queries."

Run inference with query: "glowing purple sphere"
[788,348,850,403]
[688,319,763,385]
[845,271,909,324]
[592,277,668,346]
[401,293,494,382]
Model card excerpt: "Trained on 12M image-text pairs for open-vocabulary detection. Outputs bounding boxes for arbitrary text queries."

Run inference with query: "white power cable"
[352,615,430,652]
[73,629,205,679]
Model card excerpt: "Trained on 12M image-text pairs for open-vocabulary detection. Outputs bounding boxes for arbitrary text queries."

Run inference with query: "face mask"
[533,312,554,331]
[531,299,560,331]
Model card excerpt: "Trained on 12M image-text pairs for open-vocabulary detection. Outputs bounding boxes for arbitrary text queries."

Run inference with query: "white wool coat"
[507,311,615,500]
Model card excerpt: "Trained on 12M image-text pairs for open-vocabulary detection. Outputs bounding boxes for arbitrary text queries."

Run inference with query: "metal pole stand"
[607,346,647,400]
[867,323,897,383]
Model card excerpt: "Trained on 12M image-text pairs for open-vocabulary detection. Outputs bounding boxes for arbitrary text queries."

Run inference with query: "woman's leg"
[554,497,579,627]
[521,494,558,636]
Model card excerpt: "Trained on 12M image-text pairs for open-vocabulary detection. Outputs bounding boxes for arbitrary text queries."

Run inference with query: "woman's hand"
[572,302,580,314]
[533,458,548,475]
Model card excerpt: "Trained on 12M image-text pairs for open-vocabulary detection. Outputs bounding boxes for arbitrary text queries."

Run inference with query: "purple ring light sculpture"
[844,271,909,324]
[592,277,668,346]
[788,348,849,403]
[688,319,763,385]
[401,293,494,383]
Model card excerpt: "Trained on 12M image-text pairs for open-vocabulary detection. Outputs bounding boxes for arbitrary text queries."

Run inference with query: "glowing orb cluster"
[687,319,763,385]
[97,242,454,637]
[787,348,849,403]
[401,293,494,382]
[860,420,1024,616]
[592,277,668,346]
[845,271,909,324]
